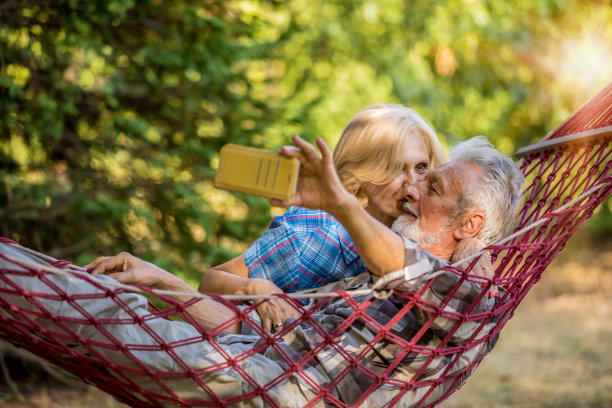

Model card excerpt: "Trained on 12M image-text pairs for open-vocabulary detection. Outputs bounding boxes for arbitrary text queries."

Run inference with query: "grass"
[0,231,610,407]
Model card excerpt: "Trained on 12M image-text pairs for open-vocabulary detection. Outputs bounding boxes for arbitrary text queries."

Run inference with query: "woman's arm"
[198,255,249,294]
[92,250,299,333]
[199,267,299,332]
[328,194,405,276]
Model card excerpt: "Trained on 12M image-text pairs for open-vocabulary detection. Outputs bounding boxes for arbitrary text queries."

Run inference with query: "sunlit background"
[0,0,611,406]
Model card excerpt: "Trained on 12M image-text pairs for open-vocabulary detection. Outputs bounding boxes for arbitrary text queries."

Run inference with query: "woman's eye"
[415,163,429,172]
[404,163,429,174]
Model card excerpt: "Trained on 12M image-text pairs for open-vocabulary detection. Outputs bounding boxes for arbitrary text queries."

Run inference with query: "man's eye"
[427,185,439,195]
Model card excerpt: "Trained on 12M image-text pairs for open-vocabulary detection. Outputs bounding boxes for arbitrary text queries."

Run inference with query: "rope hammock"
[1,82,611,407]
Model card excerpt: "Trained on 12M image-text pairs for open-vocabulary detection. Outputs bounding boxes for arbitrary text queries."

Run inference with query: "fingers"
[488,285,500,299]
[272,321,284,333]
[315,137,333,165]
[270,198,291,207]
[261,315,272,334]
[291,135,321,162]
[257,297,296,333]
[458,251,499,300]
[476,253,499,299]
[479,253,494,279]
[84,256,108,272]
[259,304,283,333]
[277,145,303,159]
[88,254,126,275]
[469,263,485,278]
[465,251,493,277]
[280,136,331,166]
[87,252,137,276]
[106,270,137,284]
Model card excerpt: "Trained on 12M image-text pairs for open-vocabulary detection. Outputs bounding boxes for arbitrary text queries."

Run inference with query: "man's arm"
[88,253,299,334]
[329,195,405,276]
[87,253,242,333]
[272,136,406,276]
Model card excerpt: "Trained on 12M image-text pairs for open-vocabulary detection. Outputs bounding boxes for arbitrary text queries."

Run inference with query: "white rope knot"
[371,288,393,299]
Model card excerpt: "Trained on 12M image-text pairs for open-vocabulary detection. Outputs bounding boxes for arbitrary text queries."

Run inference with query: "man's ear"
[453,211,485,240]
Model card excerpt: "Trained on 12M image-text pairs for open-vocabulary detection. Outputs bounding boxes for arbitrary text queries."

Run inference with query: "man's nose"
[403,181,421,201]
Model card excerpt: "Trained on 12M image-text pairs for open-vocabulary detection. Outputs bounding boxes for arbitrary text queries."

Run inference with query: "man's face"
[392,160,483,258]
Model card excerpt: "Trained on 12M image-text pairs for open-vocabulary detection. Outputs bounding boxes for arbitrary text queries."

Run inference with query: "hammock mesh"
[1,82,611,407]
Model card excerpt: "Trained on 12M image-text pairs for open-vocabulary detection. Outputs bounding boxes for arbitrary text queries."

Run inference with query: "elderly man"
[0,136,524,407]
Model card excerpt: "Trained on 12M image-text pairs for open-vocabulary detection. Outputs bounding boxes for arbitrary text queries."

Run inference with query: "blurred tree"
[264,0,611,151]
[1,0,610,282]
[0,0,297,279]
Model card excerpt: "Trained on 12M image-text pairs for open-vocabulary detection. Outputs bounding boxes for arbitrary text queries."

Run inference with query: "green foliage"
[0,0,286,278]
[1,0,611,280]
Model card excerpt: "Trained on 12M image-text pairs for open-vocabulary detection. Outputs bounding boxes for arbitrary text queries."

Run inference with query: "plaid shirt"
[244,206,367,292]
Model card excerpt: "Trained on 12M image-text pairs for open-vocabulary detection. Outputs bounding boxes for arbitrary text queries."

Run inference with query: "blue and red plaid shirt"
[244,206,367,293]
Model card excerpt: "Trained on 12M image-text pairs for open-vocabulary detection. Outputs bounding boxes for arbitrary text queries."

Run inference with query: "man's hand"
[234,278,300,333]
[86,252,177,290]
[452,238,498,297]
[271,135,351,212]
[87,253,247,334]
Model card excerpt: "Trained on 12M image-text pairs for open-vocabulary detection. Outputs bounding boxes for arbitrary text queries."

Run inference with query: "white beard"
[391,214,444,249]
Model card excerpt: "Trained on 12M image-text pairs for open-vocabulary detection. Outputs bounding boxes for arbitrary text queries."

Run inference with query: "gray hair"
[449,136,525,245]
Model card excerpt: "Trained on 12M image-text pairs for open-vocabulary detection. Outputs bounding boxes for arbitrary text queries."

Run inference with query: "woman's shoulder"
[273,206,340,231]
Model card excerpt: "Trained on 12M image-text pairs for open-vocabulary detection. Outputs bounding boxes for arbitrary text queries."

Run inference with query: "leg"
[0,243,313,406]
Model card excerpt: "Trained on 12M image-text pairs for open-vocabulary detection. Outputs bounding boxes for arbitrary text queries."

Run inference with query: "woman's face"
[363,134,431,227]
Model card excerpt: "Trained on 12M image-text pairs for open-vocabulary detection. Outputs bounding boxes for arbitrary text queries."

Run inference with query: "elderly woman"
[201,105,446,291]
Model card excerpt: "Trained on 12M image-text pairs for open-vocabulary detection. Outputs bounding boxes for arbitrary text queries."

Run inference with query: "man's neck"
[421,242,455,262]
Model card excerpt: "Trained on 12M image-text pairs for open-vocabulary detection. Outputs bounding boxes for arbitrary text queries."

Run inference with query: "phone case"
[214,144,300,200]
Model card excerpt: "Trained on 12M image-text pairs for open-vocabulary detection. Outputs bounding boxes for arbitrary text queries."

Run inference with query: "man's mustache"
[402,202,419,219]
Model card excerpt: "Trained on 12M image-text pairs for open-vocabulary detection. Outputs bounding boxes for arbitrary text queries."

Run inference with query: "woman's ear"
[453,211,485,240]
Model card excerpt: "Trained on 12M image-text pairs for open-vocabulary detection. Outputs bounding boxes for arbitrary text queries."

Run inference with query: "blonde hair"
[333,104,446,206]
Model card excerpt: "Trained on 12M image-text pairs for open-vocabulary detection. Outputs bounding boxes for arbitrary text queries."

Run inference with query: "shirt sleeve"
[369,234,448,292]
[243,212,303,292]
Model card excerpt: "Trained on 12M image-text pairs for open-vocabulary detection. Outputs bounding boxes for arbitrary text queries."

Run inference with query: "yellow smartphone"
[214,144,300,200]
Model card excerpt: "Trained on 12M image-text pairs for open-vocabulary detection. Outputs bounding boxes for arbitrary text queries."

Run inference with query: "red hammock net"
[1,82,611,407]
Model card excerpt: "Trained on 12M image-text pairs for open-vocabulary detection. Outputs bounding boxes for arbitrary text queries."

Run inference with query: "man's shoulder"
[397,233,449,268]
